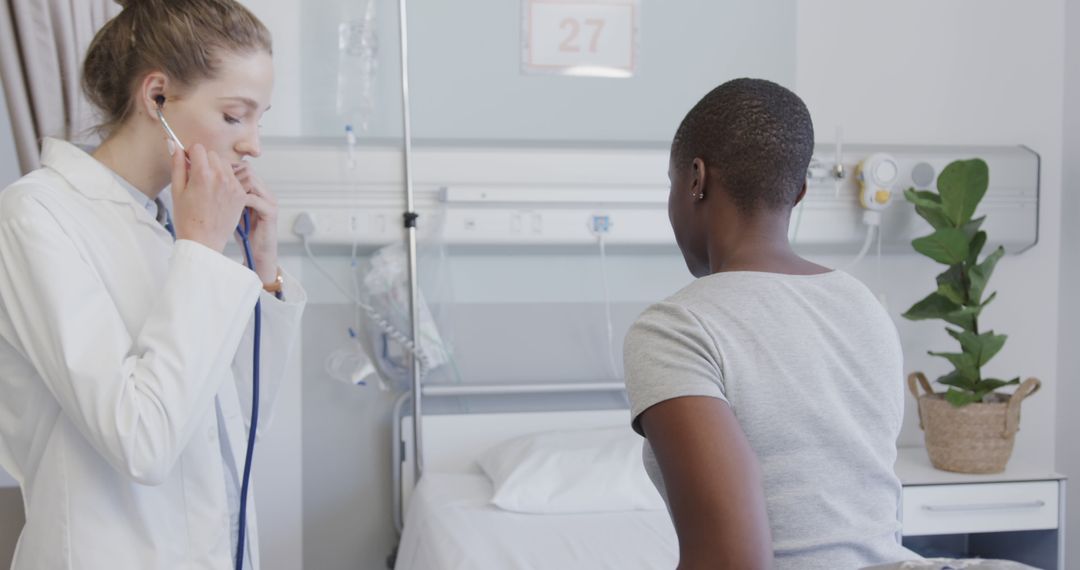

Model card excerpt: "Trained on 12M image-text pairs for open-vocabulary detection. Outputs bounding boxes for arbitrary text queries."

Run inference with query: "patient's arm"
[640,395,773,570]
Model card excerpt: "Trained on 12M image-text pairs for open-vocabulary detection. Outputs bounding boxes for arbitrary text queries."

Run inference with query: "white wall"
[244,0,796,141]
[797,0,1064,469]
[1056,0,1080,558]
[240,0,303,136]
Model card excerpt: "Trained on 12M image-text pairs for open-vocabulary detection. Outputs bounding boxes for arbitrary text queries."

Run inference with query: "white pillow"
[476,426,667,514]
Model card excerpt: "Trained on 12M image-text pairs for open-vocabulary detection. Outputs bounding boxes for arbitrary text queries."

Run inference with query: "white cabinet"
[897,447,1066,569]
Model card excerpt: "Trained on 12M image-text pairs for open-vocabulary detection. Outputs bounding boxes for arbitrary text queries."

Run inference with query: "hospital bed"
[389,383,678,570]
[387,383,1045,570]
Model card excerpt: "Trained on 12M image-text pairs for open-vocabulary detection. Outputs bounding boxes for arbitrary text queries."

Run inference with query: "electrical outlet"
[292,211,317,238]
[589,214,612,235]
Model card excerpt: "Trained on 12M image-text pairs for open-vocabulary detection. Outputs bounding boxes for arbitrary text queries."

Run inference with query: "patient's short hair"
[671,78,814,214]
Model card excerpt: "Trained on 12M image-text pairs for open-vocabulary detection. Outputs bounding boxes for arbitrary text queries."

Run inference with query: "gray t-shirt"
[624,270,917,570]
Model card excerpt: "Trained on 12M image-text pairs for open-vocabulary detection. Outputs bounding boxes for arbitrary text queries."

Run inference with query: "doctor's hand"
[170,144,248,253]
[232,162,279,286]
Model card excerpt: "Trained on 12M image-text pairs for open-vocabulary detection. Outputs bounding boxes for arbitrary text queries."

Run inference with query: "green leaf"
[946,388,980,407]
[962,216,986,239]
[936,283,966,306]
[970,246,1005,303]
[937,369,977,390]
[936,266,968,305]
[912,228,970,265]
[904,188,943,209]
[943,305,980,331]
[967,231,988,266]
[905,189,953,229]
[974,377,1020,393]
[916,206,955,230]
[937,158,989,226]
[929,351,979,379]
[943,291,997,331]
[947,329,1007,367]
[975,332,1007,366]
[903,292,962,321]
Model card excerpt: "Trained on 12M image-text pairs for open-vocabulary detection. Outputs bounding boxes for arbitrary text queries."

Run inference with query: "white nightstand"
[896,447,1066,569]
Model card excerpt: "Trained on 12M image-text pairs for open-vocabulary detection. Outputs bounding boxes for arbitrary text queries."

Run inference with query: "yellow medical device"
[855,153,900,212]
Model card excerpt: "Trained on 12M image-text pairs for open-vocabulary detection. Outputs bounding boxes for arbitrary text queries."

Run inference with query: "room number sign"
[522,0,639,78]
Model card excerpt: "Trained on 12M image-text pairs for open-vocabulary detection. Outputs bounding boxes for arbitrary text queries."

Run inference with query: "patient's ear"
[691,158,708,201]
[793,181,807,206]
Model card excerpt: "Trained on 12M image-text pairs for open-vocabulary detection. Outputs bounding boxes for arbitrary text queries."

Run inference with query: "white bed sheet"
[394,472,678,570]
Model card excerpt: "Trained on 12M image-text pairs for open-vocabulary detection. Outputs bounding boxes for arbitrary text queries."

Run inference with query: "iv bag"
[337,0,378,132]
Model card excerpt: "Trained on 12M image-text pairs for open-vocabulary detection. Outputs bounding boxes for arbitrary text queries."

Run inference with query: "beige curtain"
[0,0,120,174]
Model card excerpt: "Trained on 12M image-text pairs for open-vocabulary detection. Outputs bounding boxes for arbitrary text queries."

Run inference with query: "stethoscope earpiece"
[154,97,186,157]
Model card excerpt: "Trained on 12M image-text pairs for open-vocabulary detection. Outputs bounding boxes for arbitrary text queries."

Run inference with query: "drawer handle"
[922,500,1046,513]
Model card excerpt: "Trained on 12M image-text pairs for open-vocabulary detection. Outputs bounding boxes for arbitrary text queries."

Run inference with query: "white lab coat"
[0,138,306,569]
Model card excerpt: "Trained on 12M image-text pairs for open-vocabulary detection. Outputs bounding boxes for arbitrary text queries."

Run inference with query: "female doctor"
[0,0,305,568]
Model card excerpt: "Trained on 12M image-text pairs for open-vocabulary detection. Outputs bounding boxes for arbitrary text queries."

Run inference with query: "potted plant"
[901,158,1040,474]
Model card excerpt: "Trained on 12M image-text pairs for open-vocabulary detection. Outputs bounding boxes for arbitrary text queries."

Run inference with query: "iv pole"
[396,0,424,485]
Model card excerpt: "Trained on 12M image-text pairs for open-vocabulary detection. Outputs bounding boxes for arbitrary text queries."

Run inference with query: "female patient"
[624,79,917,569]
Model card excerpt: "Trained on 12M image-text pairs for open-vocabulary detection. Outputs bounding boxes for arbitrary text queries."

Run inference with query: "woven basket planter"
[908,372,1041,474]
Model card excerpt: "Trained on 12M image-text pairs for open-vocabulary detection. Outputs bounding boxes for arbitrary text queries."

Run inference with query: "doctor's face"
[156,50,274,169]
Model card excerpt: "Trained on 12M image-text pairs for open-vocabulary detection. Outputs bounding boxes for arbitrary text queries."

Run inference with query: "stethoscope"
[155,95,262,570]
